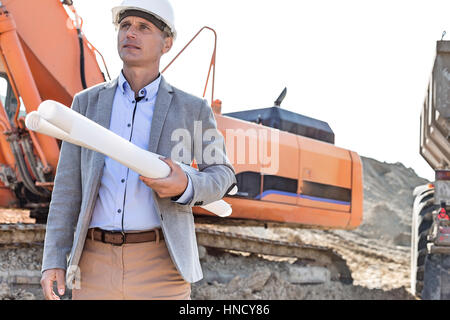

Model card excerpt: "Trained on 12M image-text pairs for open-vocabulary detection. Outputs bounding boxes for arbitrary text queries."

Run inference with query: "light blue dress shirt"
[89,72,193,232]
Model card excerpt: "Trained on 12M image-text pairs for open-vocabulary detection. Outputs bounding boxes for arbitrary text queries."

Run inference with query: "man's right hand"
[40,268,66,300]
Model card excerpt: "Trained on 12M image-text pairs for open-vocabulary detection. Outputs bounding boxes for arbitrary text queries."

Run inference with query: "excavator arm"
[0,0,105,214]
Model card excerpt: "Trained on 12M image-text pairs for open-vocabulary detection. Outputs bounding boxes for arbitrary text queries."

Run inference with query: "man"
[40,0,236,300]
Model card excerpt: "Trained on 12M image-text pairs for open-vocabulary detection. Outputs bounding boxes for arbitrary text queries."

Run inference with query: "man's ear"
[162,36,173,54]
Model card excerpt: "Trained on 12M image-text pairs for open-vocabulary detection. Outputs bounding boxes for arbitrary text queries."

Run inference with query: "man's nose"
[126,25,138,38]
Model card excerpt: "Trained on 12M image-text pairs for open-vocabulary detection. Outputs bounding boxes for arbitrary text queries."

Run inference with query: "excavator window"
[0,72,20,124]
[234,171,261,198]
[0,77,6,107]
[233,171,299,200]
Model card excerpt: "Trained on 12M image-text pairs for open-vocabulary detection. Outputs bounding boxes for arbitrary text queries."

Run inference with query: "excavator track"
[0,224,45,244]
[195,227,353,284]
[0,223,354,289]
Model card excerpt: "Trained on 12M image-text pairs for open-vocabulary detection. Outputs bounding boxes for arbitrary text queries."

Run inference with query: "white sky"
[73,0,450,181]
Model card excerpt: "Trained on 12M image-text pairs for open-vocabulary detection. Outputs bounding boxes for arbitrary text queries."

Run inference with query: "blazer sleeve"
[41,95,83,273]
[183,99,237,208]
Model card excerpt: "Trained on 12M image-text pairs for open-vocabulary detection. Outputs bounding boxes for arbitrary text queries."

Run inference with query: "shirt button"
[121,179,125,183]
[127,123,131,127]
[132,100,135,104]
[145,98,149,101]
[117,209,122,213]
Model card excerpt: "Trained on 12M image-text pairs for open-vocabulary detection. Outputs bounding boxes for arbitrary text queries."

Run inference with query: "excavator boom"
[0,0,105,211]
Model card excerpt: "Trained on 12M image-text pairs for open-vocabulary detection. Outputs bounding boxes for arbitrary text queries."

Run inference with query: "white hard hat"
[112,0,177,40]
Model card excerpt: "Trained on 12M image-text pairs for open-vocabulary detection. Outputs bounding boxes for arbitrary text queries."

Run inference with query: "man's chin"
[120,55,146,66]
[120,55,158,68]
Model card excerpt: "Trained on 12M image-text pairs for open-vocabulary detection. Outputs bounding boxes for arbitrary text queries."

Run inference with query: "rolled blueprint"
[26,100,233,217]
[70,116,170,179]
[37,100,85,133]
[25,111,95,151]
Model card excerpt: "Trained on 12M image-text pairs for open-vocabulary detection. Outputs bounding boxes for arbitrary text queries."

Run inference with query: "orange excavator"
[0,0,363,284]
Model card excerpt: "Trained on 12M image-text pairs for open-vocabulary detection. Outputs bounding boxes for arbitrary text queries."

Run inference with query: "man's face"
[117,15,173,67]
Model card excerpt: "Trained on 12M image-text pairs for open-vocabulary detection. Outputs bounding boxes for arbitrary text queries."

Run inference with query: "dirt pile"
[358,156,429,246]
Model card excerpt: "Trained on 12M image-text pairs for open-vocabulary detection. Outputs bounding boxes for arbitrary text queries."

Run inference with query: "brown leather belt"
[88,228,164,246]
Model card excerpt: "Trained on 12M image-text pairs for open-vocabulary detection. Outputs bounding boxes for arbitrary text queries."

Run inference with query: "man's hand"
[140,157,188,198]
[40,268,66,300]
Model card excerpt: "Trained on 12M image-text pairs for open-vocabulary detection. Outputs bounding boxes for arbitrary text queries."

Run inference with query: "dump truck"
[0,0,363,286]
[411,40,450,299]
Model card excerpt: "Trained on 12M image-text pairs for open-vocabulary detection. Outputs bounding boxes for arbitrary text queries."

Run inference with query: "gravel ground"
[190,226,416,300]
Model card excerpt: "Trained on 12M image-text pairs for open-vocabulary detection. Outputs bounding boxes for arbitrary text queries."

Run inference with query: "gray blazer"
[41,75,236,284]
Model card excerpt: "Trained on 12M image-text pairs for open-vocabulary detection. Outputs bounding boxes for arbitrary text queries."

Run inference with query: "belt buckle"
[103,230,126,246]
[115,231,126,246]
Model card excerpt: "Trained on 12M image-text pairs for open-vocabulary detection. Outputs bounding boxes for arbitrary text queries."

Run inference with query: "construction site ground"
[0,156,427,300]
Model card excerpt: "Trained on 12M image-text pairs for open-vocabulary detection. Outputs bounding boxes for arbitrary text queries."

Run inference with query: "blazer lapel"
[97,77,118,129]
[92,77,118,173]
[149,76,173,153]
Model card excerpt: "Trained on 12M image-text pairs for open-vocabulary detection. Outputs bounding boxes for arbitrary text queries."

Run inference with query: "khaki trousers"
[71,231,191,300]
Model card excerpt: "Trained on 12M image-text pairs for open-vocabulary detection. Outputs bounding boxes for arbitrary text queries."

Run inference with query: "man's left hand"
[139,157,188,198]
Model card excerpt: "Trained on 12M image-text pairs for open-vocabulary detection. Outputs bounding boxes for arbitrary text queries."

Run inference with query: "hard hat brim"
[112,5,177,39]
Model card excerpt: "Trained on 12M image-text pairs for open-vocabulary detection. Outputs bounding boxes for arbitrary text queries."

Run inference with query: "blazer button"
[194,201,203,206]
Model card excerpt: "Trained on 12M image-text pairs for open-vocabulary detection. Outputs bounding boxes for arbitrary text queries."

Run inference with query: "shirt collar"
[118,71,162,101]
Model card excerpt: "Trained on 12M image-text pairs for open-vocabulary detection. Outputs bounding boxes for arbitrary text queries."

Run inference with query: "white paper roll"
[37,100,82,133]
[26,100,233,217]
[228,185,238,196]
[201,200,232,217]
[25,111,94,151]
[70,117,170,179]
[25,111,69,141]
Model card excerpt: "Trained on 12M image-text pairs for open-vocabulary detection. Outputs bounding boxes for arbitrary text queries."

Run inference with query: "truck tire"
[411,189,450,299]
[421,253,450,299]
[411,189,436,298]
